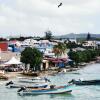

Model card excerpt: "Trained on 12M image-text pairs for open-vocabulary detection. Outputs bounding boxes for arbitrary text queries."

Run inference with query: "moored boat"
[17,84,74,95]
[5,81,48,88]
[18,77,50,83]
[0,75,8,80]
[68,79,100,85]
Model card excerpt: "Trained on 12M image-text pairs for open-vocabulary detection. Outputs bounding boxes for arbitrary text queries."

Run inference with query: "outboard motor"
[68,79,75,84]
[50,85,56,89]
[17,87,26,92]
[5,81,14,86]
[44,77,51,82]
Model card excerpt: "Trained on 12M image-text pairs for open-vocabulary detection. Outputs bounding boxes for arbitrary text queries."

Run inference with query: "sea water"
[0,63,100,100]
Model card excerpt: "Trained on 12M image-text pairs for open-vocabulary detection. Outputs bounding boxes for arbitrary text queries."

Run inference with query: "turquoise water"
[0,63,100,100]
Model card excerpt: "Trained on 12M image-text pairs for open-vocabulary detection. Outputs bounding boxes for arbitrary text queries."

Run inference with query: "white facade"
[83,41,97,47]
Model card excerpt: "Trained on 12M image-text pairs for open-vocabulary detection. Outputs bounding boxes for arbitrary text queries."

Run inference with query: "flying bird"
[58,3,62,8]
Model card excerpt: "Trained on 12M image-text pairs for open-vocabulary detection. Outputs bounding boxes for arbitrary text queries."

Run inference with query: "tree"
[87,32,91,40]
[53,42,67,58]
[66,41,78,50]
[0,38,7,41]
[21,47,43,71]
[45,30,52,40]
[68,49,99,67]
[68,50,79,66]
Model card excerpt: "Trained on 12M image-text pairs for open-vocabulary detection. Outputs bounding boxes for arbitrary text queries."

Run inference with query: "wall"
[0,42,8,51]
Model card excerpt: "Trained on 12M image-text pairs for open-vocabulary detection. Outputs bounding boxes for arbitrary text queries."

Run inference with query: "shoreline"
[0,60,98,80]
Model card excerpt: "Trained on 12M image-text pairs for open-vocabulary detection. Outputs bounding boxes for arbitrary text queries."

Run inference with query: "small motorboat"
[17,84,74,95]
[68,79,100,85]
[18,77,50,83]
[0,75,8,80]
[5,81,48,88]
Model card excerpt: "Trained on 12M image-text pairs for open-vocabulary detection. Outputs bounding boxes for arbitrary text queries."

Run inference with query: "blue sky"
[0,0,100,37]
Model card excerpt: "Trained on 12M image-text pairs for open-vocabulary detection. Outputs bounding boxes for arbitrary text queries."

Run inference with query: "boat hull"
[69,79,100,85]
[18,84,73,95]
[8,84,48,88]
[18,77,49,83]
[20,90,72,95]
[6,82,48,88]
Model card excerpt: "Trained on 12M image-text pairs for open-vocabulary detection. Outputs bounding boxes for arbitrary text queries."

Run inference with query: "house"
[44,57,68,68]
[82,40,97,49]
[0,42,8,51]
[8,40,21,52]
[41,60,49,70]
[73,47,85,51]
[21,39,36,47]
[96,41,100,49]
[69,38,77,43]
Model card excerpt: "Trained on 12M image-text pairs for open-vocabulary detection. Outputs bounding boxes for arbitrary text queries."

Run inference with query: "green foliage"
[68,50,79,66]
[21,47,43,71]
[10,36,33,41]
[66,41,82,49]
[53,42,67,58]
[21,47,33,65]
[0,38,7,41]
[68,49,100,66]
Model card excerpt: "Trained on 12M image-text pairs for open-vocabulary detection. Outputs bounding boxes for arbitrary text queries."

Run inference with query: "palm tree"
[53,42,67,58]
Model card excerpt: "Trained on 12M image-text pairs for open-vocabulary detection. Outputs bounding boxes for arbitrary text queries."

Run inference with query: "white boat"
[18,77,50,83]
[5,81,48,88]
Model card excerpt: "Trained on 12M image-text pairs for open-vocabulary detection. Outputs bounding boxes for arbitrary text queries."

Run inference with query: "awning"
[4,57,22,65]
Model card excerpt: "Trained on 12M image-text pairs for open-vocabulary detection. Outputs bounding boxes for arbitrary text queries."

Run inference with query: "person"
[44,77,51,82]
[50,85,55,89]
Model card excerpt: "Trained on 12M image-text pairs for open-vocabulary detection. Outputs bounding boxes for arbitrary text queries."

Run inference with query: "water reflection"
[49,93,73,99]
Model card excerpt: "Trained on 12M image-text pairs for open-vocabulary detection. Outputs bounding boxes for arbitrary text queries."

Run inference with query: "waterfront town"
[0,0,100,99]
[0,33,100,79]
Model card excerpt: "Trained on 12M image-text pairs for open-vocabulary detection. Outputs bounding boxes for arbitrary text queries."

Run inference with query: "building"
[0,42,8,51]
[82,41,97,49]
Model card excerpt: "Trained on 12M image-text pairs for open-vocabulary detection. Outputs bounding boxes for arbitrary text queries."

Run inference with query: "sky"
[0,0,100,37]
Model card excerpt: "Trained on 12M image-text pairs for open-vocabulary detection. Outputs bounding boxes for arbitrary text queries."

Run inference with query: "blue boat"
[17,84,74,95]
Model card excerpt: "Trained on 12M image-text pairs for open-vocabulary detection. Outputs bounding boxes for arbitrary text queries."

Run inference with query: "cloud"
[0,0,100,37]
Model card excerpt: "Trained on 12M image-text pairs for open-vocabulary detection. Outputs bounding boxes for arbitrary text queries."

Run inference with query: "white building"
[82,40,97,49]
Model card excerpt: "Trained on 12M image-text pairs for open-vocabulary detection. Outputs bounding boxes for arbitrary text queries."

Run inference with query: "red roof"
[45,57,67,63]
[52,60,62,63]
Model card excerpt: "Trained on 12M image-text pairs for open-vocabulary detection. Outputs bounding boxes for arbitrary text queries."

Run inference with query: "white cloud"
[0,0,100,37]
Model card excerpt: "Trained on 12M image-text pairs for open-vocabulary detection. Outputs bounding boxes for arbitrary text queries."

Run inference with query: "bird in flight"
[58,3,62,8]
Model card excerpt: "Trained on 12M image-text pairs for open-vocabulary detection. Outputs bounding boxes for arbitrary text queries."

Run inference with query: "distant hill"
[55,33,100,39]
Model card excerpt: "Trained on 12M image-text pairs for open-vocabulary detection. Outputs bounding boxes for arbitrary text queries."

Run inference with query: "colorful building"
[0,42,8,51]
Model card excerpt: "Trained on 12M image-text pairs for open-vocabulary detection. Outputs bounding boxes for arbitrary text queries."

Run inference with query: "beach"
[1,61,95,80]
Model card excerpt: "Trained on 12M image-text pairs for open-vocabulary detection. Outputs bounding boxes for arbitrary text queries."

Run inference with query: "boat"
[0,75,8,80]
[5,81,48,88]
[18,77,50,83]
[17,84,74,95]
[68,79,100,85]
